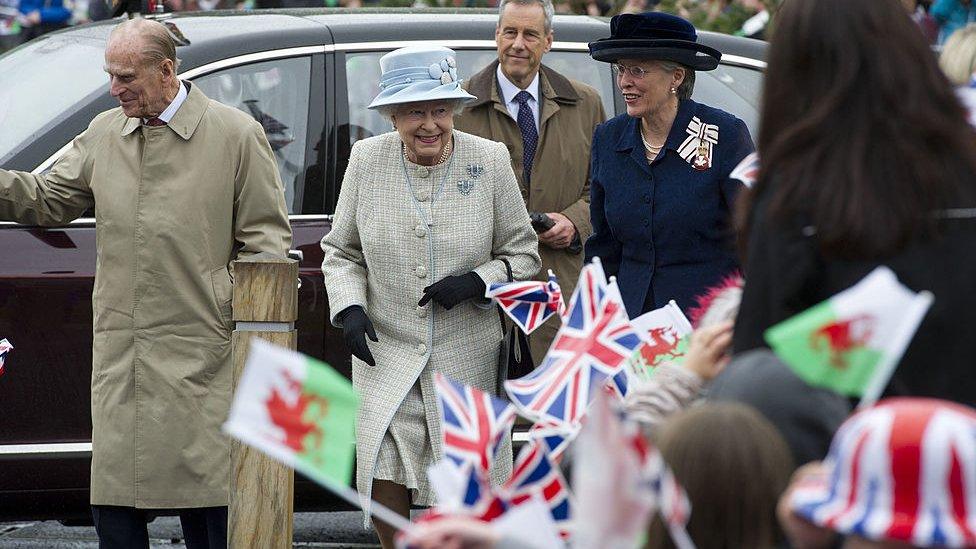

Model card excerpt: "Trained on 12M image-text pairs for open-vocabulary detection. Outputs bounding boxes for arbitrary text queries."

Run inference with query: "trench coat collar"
[465,60,583,111]
[120,81,207,140]
[615,98,698,171]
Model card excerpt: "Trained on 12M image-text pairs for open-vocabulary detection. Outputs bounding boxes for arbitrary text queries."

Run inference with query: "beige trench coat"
[0,84,292,508]
[455,62,605,363]
[321,131,540,522]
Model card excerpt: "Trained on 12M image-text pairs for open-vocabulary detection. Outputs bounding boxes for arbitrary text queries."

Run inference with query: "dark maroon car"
[0,8,765,521]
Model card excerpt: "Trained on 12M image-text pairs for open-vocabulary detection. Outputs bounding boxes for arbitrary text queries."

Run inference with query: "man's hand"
[538,212,577,249]
[682,320,734,380]
[338,306,377,366]
[25,10,41,25]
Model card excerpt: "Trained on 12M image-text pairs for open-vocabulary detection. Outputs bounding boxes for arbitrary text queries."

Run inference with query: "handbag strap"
[496,258,514,327]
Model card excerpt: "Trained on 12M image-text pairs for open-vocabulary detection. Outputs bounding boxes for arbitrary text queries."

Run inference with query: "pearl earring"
[670,86,677,95]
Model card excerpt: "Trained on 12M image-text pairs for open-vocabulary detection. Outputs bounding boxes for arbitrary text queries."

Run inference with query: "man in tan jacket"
[0,19,291,548]
[456,0,606,365]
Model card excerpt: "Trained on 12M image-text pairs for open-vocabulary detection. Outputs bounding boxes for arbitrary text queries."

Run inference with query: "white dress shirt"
[144,81,188,124]
[497,64,540,132]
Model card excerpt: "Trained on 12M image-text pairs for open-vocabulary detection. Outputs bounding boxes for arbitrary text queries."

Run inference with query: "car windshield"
[0,33,109,163]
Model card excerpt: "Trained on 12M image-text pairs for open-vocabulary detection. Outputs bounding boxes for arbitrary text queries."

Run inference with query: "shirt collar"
[615,99,699,155]
[143,81,188,125]
[496,64,540,107]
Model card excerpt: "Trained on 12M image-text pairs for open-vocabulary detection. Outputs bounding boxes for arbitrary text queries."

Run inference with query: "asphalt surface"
[0,512,380,548]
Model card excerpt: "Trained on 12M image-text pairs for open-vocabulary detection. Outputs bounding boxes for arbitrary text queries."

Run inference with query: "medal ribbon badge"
[677,116,719,171]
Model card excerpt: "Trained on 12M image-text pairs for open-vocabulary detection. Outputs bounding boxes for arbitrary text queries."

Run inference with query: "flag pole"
[668,524,697,549]
[857,290,934,409]
[318,475,415,533]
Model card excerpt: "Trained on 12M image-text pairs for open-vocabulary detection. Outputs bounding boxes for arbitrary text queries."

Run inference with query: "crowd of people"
[322,0,976,547]
[0,0,775,54]
[2,0,976,547]
[4,0,976,54]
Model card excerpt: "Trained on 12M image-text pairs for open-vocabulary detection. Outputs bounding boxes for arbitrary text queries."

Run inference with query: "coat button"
[416,191,429,202]
[417,305,427,318]
[415,166,431,179]
[417,343,427,355]
[643,193,651,203]
[415,225,427,237]
[416,266,428,278]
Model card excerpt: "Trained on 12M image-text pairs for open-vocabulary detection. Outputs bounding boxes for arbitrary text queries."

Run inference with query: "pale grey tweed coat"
[320,130,541,524]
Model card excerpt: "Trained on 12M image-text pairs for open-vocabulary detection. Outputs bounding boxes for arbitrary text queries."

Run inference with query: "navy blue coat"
[585,99,754,318]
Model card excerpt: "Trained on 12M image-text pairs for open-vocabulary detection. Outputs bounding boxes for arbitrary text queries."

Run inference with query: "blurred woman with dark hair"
[733,0,976,406]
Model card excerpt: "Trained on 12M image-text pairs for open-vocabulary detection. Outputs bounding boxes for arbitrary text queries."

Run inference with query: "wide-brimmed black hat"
[589,12,721,71]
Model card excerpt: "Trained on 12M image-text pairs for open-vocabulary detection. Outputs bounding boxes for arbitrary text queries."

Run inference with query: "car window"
[693,63,762,136]
[344,49,615,148]
[194,56,311,215]
[0,34,108,164]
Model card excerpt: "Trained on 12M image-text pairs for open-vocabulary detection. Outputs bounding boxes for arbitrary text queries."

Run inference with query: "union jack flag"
[527,419,580,462]
[729,151,760,188]
[459,464,509,521]
[0,338,12,377]
[644,448,692,530]
[504,440,574,537]
[486,270,565,334]
[791,399,976,548]
[435,373,517,474]
[505,261,642,426]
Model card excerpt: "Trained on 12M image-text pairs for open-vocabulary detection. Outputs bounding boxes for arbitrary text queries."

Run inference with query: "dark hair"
[645,403,794,549]
[739,0,976,260]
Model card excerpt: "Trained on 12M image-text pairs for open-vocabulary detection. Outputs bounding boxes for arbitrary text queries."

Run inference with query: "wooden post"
[228,252,298,549]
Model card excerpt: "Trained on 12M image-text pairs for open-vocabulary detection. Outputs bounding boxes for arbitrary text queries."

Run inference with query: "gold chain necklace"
[403,137,453,166]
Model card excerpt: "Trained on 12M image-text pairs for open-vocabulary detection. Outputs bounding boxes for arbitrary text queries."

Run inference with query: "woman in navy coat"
[585,12,755,318]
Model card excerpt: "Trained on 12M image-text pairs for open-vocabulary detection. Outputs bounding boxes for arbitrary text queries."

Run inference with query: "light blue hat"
[367,45,477,110]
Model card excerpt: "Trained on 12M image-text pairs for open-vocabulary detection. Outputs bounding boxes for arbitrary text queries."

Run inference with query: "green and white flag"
[223,338,360,490]
[625,300,693,382]
[764,266,933,404]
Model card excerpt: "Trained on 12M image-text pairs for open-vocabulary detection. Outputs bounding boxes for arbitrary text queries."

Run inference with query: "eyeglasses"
[612,63,652,79]
[397,106,452,121]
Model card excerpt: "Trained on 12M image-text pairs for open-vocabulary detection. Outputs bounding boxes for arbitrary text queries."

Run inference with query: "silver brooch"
[466,164,485,179]
[457,180,475,195]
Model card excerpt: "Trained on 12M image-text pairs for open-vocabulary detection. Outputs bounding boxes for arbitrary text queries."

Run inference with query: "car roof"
[65,8,765,72]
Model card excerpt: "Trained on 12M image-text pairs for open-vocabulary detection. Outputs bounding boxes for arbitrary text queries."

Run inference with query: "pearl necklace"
[404,137,453,166]
[640,131,665,161]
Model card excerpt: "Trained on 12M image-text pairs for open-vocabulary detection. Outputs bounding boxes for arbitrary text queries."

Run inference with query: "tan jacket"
[455,62,605,362]
[0,84,292,508]
[321,131,540,519]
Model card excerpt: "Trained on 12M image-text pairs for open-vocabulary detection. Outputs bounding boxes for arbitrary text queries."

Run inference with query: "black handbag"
[495,259,535,395]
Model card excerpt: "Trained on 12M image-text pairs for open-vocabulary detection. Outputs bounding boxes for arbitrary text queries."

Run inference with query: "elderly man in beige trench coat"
[0,19,291,549]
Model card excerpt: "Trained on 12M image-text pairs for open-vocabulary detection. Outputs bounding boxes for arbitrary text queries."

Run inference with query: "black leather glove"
[337,305,377,366]
[418,272,487,310]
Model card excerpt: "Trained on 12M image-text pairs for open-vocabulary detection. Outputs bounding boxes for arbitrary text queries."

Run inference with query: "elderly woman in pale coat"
[321,45,541,548]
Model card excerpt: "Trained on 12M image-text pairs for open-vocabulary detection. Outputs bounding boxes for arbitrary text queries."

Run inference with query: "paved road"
[0,512,380,548]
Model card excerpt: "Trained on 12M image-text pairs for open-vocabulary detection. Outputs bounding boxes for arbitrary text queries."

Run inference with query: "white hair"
[498,0,555,34]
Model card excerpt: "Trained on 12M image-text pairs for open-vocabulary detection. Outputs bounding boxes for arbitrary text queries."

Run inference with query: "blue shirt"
[932,0,976,44]
[585,99,754,318]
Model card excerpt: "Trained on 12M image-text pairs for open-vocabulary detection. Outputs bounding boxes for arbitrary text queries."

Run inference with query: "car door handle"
[288,249,304,290]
